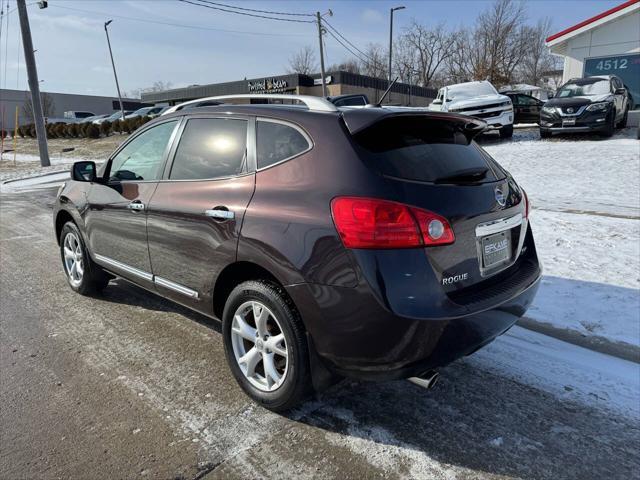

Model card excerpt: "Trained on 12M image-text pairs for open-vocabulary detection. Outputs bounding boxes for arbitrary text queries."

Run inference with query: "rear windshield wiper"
[433,167,488,184]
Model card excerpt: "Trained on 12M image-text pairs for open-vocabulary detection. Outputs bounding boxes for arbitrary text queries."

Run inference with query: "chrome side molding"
[154,276,199,299]
[94,254,153,282]
[94,254,198,299]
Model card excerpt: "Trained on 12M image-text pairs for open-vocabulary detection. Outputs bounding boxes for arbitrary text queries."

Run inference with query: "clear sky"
[0,0,624,97]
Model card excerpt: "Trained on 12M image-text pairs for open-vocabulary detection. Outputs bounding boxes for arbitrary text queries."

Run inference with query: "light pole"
[388,6,405,86]
[104,20,125,120]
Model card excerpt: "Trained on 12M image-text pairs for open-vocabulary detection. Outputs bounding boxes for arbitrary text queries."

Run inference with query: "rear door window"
[169,118,248,180]
[256,120,311,169]
[353,116,502,184]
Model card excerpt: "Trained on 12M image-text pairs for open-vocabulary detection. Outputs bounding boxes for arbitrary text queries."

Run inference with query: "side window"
[518,95,535,105]
[256,120,312,169]
[109,120,178,181]
[169,118,248,180]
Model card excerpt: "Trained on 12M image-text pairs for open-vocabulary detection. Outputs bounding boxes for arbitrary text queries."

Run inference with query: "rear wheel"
[59,222,110,295]
[222,280,311,412]
[499,124,513,139]
[540,129,552,139]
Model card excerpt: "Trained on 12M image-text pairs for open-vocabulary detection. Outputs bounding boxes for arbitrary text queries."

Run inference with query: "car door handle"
[127,200,145,211]
[204,208,234,220]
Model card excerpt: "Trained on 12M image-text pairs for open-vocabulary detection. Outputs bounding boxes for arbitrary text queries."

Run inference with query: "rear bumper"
[286,253,541,381]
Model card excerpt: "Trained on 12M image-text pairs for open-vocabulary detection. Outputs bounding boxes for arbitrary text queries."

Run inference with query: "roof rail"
[162,94,338,115]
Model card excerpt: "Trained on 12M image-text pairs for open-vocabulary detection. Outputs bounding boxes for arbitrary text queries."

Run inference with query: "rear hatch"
[343,111,529,297]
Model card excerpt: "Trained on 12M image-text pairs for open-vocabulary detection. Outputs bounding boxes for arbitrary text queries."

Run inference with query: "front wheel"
[499,124,513,139]
[60,222,110,295]
[616,107,629,129]
[600,110,615,137]
[222,280,311,412]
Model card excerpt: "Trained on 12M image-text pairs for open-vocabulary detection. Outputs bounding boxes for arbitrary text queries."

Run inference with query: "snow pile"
[484,129,640,348]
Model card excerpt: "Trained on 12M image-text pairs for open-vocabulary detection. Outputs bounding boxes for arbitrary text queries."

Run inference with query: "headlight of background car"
[541,106,556,115]
[586,102,610,112]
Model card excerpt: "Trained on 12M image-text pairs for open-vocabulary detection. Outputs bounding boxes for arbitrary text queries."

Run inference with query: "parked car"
[125,106,167,120]
[64,111,96,121]
[327,94,369,107]
[503,92,544,124]
[539,75,630,138]
[429,81,514,138]
[54,94,541,411]
[80,114,110,124]
[93,111,134,125]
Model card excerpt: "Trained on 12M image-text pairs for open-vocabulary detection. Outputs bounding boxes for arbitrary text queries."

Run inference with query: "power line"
[324,29,378,71]
[49,4,311,37]
[178,0,314,24]
[323,19,373,63]
[195,0,314,17]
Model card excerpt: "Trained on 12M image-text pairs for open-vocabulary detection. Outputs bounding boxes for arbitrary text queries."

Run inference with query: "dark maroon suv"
[54,95,541,411]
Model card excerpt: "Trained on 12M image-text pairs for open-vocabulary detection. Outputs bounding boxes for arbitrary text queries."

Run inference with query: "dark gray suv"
[54,94,541,411]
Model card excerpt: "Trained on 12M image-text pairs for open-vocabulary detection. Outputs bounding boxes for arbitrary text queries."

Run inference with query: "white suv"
[429,81,514,138]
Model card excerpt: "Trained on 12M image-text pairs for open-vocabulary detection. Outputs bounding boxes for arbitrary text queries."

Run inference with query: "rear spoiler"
[340,108,488,141]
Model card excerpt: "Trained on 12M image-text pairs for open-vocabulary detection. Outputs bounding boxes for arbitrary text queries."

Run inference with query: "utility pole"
[16,0,50,167]
[316,11,327,97]
[388,6,405,88]
[104,20,125,120]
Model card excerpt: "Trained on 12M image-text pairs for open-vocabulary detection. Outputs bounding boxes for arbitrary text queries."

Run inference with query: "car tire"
[616,107,629,129]
[499,125,513,139]
[601,110,615,137]
[222,280,311,412]
[59,221,110,295]
[540,129,552,139]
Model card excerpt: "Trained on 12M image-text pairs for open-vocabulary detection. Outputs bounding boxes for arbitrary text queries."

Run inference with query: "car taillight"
[331,197,455,249]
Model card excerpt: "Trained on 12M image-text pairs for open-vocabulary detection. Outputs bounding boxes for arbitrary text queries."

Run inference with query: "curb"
[1,168,70,185]
[517,317,639,364]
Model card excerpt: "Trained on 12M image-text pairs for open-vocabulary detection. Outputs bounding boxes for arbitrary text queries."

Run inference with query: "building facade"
[142,71,436,107]
[546,0,640,108]
[0,89,144,129]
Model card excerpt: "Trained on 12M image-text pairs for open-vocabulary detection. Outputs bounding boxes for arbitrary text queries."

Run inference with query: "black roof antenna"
[374,77,399,107]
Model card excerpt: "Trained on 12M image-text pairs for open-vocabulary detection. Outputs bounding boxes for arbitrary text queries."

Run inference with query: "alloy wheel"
[230,300,289,392]
[63,232,84,287]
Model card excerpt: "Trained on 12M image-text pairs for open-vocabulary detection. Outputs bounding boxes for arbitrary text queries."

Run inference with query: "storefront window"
[584,54,640,109]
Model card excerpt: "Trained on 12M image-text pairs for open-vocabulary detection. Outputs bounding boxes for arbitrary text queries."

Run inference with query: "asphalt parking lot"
[1,182,639,479]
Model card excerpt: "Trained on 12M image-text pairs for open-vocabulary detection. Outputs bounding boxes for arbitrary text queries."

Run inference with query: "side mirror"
[445,98,453,102]
[615,88,626,95]
[72,161,96,182]
[547,93,554,99]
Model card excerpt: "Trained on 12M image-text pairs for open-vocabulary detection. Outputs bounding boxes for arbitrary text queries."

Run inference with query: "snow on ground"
[482,128,640,218]
[468,326,640,419]
[483,128,640,348]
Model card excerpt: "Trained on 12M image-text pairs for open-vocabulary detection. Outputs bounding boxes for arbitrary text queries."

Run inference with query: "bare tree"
[23,92,55,122]
[125,81,173,99]
[518,18,557,86]
[399,21,454,88]
[287,46,318,75]
[327,58,361,74]
[358,43,388,79]
[445,0,528,86]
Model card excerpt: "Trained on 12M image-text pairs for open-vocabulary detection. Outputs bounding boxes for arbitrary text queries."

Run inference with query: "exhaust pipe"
[408,370,439,390]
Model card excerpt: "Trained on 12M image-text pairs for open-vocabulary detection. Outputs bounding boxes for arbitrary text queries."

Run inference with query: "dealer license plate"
[481,232,510,269]
[562,118,576,127]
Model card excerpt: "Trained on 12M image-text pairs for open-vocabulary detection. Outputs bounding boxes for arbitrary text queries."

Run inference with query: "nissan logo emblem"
[567,107,574,113]
[495,187,506,207]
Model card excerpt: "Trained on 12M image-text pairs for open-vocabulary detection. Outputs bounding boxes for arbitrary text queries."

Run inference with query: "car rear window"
[353,116,502,183]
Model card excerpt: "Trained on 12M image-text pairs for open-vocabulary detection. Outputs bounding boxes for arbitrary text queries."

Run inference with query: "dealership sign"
[248,78,289,93]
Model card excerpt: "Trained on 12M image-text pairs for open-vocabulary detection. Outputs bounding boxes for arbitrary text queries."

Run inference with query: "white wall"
[558,10,640,82]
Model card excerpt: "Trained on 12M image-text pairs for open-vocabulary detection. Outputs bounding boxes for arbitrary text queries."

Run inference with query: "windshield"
[447,82,497,101]
[133,107,152,115]
[556,79,610,97]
